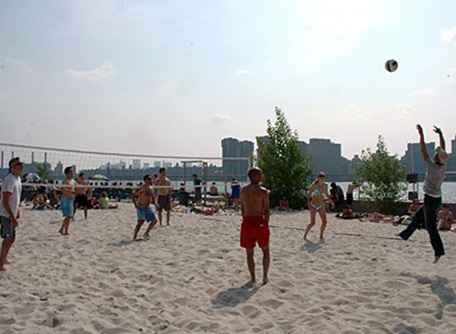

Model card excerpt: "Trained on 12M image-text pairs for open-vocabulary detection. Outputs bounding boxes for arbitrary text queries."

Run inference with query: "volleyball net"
[0,142,252,191]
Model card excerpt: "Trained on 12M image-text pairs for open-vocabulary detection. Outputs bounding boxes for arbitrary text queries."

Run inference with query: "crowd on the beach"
[0,124,453,283]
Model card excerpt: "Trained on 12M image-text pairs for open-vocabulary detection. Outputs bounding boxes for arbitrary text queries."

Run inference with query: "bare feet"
[434,256,442,264]
[262,277,269,286]
[143,234,150,240]
[319,237,325,243]
[3,259,10,265]
[58,229,64,235]
[0,266,5,272]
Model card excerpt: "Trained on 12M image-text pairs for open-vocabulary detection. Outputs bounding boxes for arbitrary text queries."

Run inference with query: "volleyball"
[385,59,398,72]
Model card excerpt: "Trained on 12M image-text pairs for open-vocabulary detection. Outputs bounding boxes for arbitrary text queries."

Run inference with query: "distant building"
[132,159,142,170]
[349,155,362,176]
[143,162,150,169]
[222,137,254,181]
[401,142,435,175]
[163,161,173,168]
[55,161,64,176]
[305,139,349,177]
[257,136,350,180]
[153,161,161,168]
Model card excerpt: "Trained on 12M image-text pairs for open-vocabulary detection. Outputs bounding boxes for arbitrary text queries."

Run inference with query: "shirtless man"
[74,173,91,220]
[59,167,76,235]
[156,168,172,226]
[240,167,270,286]
[132,175,158,240]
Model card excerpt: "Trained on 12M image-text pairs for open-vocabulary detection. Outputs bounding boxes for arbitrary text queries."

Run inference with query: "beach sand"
[1,204,456,334]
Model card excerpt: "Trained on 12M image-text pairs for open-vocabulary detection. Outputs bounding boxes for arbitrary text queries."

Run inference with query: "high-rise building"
[257,136,349,178]
[55,161,63,175]
[401,142,435,175]
[240,140,254,177]
[132,159,142,170]
[222,137,253,181]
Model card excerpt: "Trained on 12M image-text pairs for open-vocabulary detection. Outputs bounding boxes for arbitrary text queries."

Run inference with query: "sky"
[1,0,456,160]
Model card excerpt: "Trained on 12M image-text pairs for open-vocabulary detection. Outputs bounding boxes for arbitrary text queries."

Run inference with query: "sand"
[1,204,456,334]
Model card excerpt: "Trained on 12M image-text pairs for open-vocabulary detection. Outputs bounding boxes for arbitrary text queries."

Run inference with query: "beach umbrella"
[90,174,110,181]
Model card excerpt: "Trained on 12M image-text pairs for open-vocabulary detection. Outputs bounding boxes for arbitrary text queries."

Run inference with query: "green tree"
[257,107,311,209]
[34,162,50,181]
[355,135,406,213]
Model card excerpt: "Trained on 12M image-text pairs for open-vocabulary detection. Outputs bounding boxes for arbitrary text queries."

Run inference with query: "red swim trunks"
[240,216,270,249]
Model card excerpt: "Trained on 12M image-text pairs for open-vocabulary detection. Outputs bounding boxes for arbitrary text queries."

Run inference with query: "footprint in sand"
[263,299,284,310]
[241,304,261,319]
[0,316,15,325]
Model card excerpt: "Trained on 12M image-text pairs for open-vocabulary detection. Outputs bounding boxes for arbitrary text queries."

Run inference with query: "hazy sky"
[1,0,456,159]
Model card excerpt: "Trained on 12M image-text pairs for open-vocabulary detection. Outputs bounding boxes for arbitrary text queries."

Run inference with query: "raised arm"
[434,126,446,151]
[417,125,430,162]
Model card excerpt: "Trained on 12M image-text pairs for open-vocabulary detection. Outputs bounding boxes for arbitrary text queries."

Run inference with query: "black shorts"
[346,193,354,206]
[158,195,171,211]
[0,216,15,240]
[74,194,89,208]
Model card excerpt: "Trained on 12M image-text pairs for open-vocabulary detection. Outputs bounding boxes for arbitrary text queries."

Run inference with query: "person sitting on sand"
[438,206,455,231]
[99,192,118,210]
[408,199,421,216]
[360,212,400,225]
[32,189,49,210]
[330,182,345,212]
[209,182,218,196]
[303,172,332,242]
[346,182,360,206]
[336,206,364,220]
[240,167,270,286]
[132,175,158,240]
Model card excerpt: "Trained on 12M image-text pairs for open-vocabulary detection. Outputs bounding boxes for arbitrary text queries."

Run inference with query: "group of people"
[0,125,453,282]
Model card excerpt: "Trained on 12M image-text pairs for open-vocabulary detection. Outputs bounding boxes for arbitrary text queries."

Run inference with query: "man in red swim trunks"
[240,167,270,286]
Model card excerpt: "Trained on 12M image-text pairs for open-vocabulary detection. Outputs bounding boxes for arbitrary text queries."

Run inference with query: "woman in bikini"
[303,172,332,242]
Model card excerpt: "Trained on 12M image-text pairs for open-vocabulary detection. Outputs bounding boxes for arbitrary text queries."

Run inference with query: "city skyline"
[0,132,456,181]
[1,1,456,159]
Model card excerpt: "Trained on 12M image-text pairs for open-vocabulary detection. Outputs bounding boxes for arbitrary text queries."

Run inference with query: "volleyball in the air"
[385,59,398,72]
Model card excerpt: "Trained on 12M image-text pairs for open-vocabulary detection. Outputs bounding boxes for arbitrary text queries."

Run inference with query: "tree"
[35,162,50,181]
[257,107,311,209]
[355,135,406,213]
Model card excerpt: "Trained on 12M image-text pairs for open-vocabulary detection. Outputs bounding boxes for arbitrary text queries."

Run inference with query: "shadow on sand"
[401,272,456,319]
[302,240,323,253]
[110,239,146,247]
[211,283,259,309]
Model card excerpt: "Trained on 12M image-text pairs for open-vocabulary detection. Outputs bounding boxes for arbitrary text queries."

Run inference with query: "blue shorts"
[0,216,15,240]
[137,207,156,223]
[61,197,74,218]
